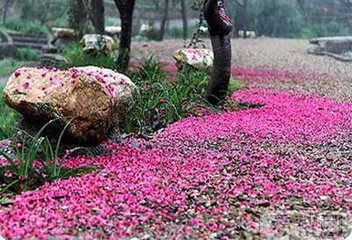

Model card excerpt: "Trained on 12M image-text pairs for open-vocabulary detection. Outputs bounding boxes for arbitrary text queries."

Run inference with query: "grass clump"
[0,59,30,77]
[0,84,18,140]
[62,42,116,69]
[2,20,48,35]
[122,59,243,136]
[0,119,93,194]
[18,48,40,61]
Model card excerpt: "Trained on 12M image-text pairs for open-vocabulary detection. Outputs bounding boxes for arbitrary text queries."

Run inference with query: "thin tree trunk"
[243,0,248,38]
[180,0,188,40]
[114,0,136,71]
[159,0,169,41]
[2,0,11,24]
[91,0,105,34]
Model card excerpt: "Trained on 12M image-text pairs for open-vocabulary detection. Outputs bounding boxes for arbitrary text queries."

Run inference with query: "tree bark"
[68,0,90,38]
[158,0,169,41]
[180,0,188,40]
[90,0,105,34]
[114,0,136,71]
[2,0,11,24]
[242,0,248,38]
[204,0,232,105]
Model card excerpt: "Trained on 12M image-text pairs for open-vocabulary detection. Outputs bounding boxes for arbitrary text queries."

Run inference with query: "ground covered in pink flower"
[0,88,351,239]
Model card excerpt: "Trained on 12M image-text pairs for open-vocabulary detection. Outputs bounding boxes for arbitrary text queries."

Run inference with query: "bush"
[309,22,352,37]
[4,19,48,35]
[18,48,40,61]
[62,42,116,69]
[167,26,183,39]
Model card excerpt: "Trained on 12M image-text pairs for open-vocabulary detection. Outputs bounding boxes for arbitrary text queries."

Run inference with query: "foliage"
[18,48,40,61]
[230,0,352,38]
[0,59,29,77]
[3,19,47,35]
[0,84,18,140]
[122,58,242,135]
[122,59,205,134]
[185,0,206,48]
[62,42,116,69]
[0,119,92,194]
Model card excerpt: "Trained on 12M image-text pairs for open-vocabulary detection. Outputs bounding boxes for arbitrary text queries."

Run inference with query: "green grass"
[62,42,116,69]
[0,84,19,140]
[1,20,48,35]
[18,48,40,61]
[0,59,30,77]
[122,59,243,135]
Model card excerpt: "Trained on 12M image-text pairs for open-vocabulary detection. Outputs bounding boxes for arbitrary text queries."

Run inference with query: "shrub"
[167,26,183,39]
[62,42,116,69]
[4,19,48,35]
[18,48,40,61]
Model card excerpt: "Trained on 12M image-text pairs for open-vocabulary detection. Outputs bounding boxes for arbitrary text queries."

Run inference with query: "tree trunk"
[180,0,188,40]
[159,0,169,41]
[68,0,89,38]
[271,0,278,37]
[204,0,232,105]
[90,0,105,34]
[2,0,11,24]
[114,0,136,71]
[243,0,248,38]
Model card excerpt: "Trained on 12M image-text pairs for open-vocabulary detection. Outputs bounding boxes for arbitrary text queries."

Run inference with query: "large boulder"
[173,48,214,71]
[3,66,139,144]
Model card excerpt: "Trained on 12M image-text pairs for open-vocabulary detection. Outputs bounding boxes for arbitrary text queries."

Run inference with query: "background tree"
[180,0,188,40]
[68,0,90,38]
[114,0,136,71]
[158,0,170,41]
[1,0,13,24]
[90,0,105,34]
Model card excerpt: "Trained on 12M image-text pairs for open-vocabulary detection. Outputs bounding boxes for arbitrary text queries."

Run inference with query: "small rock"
[173,48,214,71]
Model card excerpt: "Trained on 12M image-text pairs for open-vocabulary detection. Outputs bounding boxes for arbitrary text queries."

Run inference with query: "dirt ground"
[132,38,352,101]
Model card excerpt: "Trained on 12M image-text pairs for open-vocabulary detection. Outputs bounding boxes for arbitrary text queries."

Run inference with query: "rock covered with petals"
[173,48,214,71]
[3,66,139,143]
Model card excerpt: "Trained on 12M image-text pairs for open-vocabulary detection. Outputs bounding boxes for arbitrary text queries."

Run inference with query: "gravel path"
[132,38,352,101]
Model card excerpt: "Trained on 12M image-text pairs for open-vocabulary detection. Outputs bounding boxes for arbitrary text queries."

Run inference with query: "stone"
[80,34,115,55]
[173,48,214,71]
[105,26,121,41]
[51,27,77,39]
[238,30,256,38]
[0,44,18,60]
[140,23,153,37]
[3,66,139,144]
[40,54,68,69]
[308,36,352,61]
[105,26,121,35]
